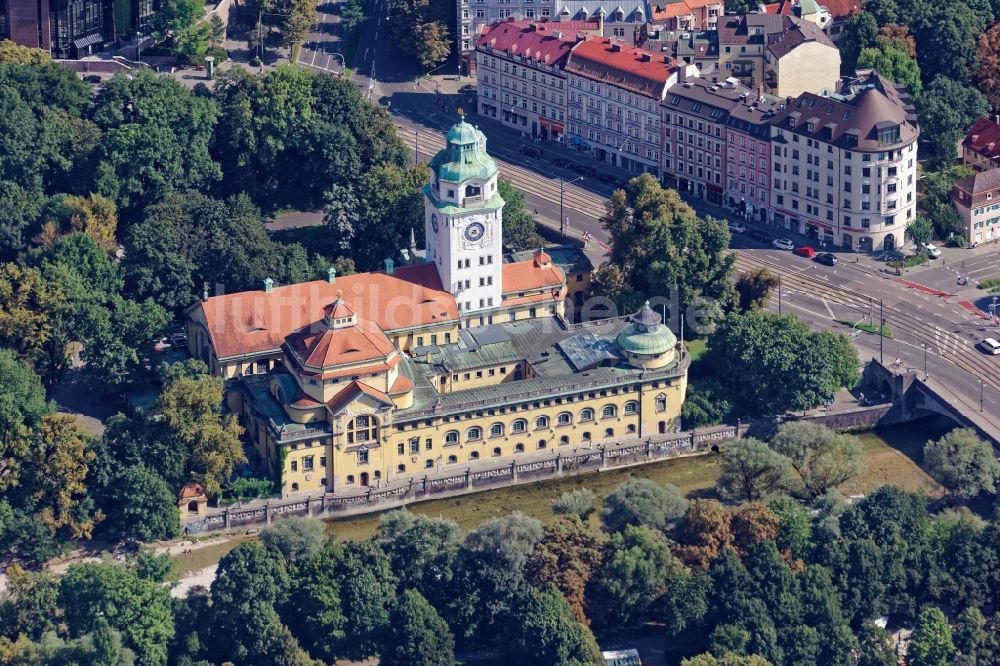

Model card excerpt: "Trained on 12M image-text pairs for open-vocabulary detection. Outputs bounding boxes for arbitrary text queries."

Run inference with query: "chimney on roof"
[553,30,563,38]
[202,282,209,302]
[995,115,1000,124]
[264,277,274,293]
[610,43,622,52]
[384,257,395,275]
[328,266,337,284]
[786,96,793,105]
[640,52,652,61]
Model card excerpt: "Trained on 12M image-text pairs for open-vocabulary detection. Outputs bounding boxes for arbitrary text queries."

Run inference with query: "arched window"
[445,430,459,444]
[535,415,549,429]
[601,404,617,418]
[291,482,299,491]
[397,464,406,473]
[512,419,527,433]
[447,455,458,464]
[515,443,525,452]
[470,451,480,460]
[346,475,355,484]
[538,439,547,449]
[468,426,482,441]
[655,394,667,412]
[627,424,636,433]
[465,183,482,198]
[492,447,502,457]
[490,423,504,437]
[187,501,199,514]
[557,412,572,426]
[583,431,591,441]
[580,408,595,421]
[559,435,570,446]
[604,428,614,438]
[347,415,378,444]
[425,459,434,468]
[624,401,638,415]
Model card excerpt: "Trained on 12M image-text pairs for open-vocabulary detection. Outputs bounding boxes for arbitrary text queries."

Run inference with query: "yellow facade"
[246,368,687,495]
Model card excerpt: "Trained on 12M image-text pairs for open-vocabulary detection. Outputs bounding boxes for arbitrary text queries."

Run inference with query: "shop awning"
[73,33,104,49]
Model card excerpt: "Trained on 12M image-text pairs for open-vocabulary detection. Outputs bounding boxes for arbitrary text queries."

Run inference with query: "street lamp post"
[923,343,928,380]
[559,176,584,238]
[136,30,142,65]
[981,378,985,412]
[414,127,419,166]
[777,275,782,315]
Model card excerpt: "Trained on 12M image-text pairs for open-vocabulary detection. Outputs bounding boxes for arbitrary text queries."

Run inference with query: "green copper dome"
[616,302,678,355]
[429,115,499,183]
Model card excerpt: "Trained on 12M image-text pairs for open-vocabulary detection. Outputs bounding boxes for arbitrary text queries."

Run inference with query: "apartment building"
[761,0,862,41]
[476,20,599,141]
[725,95,779,221]
[457,0,650,71]
[565,36,677,176]
[768,71,919,252]
[717,13,839,98]
[961,117,1000,172]
[649,0,722,31]
[638,26,720,81]
[661,76,750,205]
[952,169,1000,246]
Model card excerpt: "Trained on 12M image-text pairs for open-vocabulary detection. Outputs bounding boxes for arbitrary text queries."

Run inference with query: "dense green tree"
[856,622,897,666]
[79,294,170,389]
[499,180,543,251]
[586,525,672,628]
[208,541,292,664]
[715,439,793,502]
[918,165,975,237]
[908,607,955,666]
[329,540,397,660]
[923,428,1000,501]
[838,12,879,73]
[598,174,734,328]
[917,76,990,168]
[507,583,603,666]
[864,0,900,24]
[59,562,174,666]
[373,509,460,607]
[0,349,50,490]
[91,70,220,219]
[102,464,179,541]
[681,381,732,428]
[450,512,544,642]
[0,566,60,640]
[908,215,934,246]
[153,0,203,35]
[283,541,347,661]
[526,516,606,623]
[952,607,988,664]
[552,488,597,519]
[704,311,859,417]
[769,422,862,498]
[767,497,812,561]
[260,518,326,567]
[735,268,778,313]
[381,589,456,666]
[857,43,922,94]
[911,3,986,85]
[602,477,687,532]
[387,0,451,71]
[0,181,42,258]
[682,655,773,666]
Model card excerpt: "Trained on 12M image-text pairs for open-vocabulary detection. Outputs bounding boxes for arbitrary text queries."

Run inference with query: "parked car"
[794,245,817,258]
[551,158,574,169]
[570,163,597,177]
[520,145,543,158]
[728,222,746,234]
[814,252,838,266]
[83,74,102,84]
[924,243,942,259]
[597,173,618,185]
[979,337,1000,355]
[749,229,772,243]
[772,238,795,250]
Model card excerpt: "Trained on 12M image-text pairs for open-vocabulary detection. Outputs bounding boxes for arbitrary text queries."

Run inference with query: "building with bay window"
[767,70,919,252]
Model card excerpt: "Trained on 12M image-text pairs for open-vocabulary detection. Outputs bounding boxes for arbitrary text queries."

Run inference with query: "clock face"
[431,213,439,233]
[464,221,486,242]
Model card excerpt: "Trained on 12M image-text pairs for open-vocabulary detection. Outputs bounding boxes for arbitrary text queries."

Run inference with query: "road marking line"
[823,298,834,319]
[310,48,317,66]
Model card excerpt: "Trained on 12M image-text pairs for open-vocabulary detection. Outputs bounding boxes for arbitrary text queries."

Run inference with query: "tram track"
[732,252,1000,394]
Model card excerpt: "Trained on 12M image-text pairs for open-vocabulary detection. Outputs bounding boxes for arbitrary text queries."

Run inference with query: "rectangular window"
[358,450,369,464]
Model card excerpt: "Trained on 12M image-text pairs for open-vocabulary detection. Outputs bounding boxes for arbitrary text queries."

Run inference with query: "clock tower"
[424,114,504,315]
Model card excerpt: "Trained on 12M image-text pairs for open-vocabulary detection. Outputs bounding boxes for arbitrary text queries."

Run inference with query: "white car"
[728,222,746,234]
[924,243,942,259]
[772,238,795,250]
[979,338,1000,355]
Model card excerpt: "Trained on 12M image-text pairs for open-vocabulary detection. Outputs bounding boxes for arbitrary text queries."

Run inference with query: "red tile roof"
[651,0,721,21]
[565,37,675,98]
[502,258,565,294]
[476,19,599,67]
[285,318,395,370]
[192,263,457,360]
[964,117,1000,161]
[326,381,393,415]
[179,482,206,500]
[388,373,414,395]
[763,0,860,19]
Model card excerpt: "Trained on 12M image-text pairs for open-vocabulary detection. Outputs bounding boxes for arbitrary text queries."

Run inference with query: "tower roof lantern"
[430,112,499,183]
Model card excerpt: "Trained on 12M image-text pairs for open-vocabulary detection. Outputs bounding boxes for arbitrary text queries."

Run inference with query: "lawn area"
[835,319,893,338]
[169,417,955,572]
[685,338,708,362]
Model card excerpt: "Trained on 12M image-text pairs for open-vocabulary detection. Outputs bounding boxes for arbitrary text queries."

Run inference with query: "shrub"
[552,489,596,519]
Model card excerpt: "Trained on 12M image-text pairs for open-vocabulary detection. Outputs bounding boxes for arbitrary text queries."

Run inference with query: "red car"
[794,246,816,258]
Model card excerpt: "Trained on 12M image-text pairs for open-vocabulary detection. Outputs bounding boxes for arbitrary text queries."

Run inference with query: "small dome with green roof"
[617,302,678,367]
[429,114,499,183]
